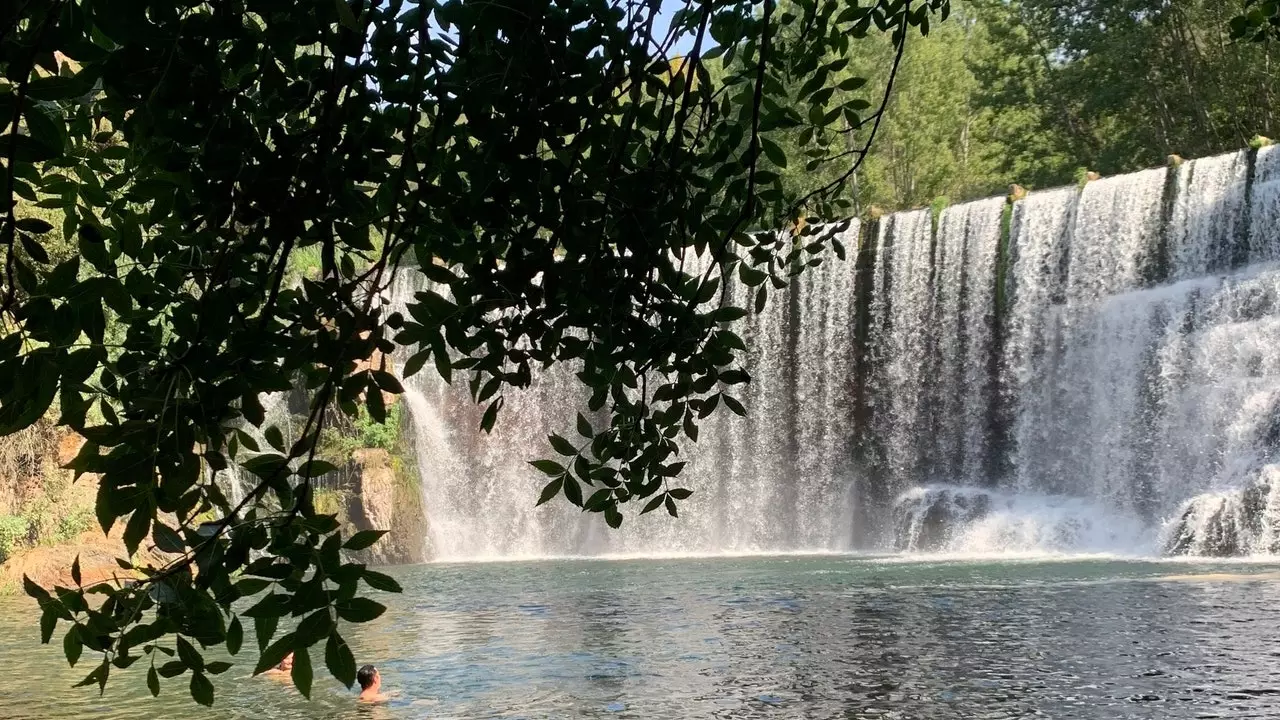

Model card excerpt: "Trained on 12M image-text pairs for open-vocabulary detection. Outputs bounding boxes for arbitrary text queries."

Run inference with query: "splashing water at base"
[892,485,1153,555]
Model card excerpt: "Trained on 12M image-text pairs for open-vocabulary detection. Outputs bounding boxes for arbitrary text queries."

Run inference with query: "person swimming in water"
[357,664,386,702]
[264,652,294,678]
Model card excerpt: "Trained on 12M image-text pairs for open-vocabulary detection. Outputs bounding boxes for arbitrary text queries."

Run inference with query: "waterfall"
[390,147,1280,560]
[391,223,861,559]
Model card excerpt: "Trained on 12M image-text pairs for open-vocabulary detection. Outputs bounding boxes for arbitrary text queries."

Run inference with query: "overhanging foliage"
[0,0,945,705]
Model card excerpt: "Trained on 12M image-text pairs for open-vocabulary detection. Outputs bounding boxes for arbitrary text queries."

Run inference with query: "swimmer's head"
[357,664,380,691]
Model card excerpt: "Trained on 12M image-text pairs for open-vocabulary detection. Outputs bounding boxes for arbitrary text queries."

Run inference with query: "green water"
[2,554,1280,719]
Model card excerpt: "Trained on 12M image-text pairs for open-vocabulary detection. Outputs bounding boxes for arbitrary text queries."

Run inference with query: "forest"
[757,0,1280,214]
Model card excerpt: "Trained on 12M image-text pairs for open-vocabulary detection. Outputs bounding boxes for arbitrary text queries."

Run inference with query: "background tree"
[761,0,1280,215]
[0,0,946,705]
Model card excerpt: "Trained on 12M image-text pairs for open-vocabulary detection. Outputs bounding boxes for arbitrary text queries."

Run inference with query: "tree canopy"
[752,0,1280,214]
[0,0,946,705]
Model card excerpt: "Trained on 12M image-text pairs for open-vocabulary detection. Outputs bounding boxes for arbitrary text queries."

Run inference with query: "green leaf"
[152,523,185,553]
[299,459,338,477]
[254,614,279,652]
[23,575,52,604]
[529,459,565,476]
[373,370,403,394]
[325,630,357,688]
[402,350,430,378]
[640,495,666,515]
[147,666,160,697]
[712,306,749,323]
[536,477,563,506]
[295,609,333,648]
[205,661,233,675]
[40,610,57,645]
[343,530,387,551]
[123,509,151,557]
[190,671,214,707]
[723,395,747,416]
[64,626,83,666]
[576,413,593,438]
[73,661,108,692]
[839,76,868,92]
[27,74,86,101]
[235,577,272,597]
[549,433,577,457]
[264,425,284,452]
[226,617,243,655]
[335,598,386,623]
[605,504,623,529]
[291,645,313,699]
[241,453,288,479]
[158,661,187,678]
[71,555,81,586]
[480,397,502,432]
[15,218,54,234]
[77,225,114,275]
[335,0,359,30]
[562,475,583,507]
[176,636,203,671]
[761,137,787,168]
[362,569,403,593]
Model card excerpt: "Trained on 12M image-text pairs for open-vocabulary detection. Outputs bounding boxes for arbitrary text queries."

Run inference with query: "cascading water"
[390,223,861,560]
[868,209,935,494]
[896,153,1280,556]
[1168,151,1249,277]
[391,147,1280,560]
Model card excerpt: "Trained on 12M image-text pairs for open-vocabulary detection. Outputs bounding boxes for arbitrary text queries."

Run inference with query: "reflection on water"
[2,555,1280,719]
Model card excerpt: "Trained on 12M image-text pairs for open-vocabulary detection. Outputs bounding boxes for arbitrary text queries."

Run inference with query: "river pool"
[2,554,1280,719]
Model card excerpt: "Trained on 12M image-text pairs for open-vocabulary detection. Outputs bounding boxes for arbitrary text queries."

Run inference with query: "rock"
[891,487,992,552]
[0,530,166,592]
[345,448,427,565]
[1163,468,1280,556]
[56,432,85,466]
[350,449,396,561]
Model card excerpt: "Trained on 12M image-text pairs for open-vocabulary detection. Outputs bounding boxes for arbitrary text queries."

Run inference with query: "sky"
[656,0,698,57]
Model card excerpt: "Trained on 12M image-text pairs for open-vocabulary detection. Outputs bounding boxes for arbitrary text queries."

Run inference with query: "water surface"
[3,555,1280,719]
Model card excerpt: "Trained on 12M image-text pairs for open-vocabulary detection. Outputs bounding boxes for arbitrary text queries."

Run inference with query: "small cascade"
[931,197,1006,484]
[1169,151,1249,277]
[218,390,296,509]
[1066,168,1166,300]
[869,199,1005,492]
[1249,145,1280,264]
[389,268,593,560]
[1003,187,1077,495]
[869,209,935,494]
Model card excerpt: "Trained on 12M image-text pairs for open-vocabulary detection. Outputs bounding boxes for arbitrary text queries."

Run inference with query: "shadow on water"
[2,555,1280,719]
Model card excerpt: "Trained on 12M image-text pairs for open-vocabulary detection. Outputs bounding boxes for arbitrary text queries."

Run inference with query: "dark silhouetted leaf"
[343,530,387,551]
[325,631,357,688]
